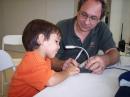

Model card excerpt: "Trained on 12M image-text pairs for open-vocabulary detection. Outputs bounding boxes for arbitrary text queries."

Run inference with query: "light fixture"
[65,45,89,68]
[65,45,89,59]
[65,45,92,73]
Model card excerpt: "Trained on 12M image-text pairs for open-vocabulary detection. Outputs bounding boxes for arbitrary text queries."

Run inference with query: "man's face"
[76,0,102,32]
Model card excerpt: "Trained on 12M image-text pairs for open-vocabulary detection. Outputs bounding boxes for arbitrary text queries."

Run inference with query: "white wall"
[0,1,2,32]
[0,0,75,49]
[2,0,46,36]
[110,0,130,45]
[46,0,74,23]
[122,0,130,43]
[0,0,3,48]
[110,0,123,45]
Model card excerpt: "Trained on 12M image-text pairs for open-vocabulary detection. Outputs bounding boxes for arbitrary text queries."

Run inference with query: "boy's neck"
[34,48,46,58]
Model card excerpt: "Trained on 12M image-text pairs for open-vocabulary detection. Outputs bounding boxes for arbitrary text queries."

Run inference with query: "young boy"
[8,19,80,97]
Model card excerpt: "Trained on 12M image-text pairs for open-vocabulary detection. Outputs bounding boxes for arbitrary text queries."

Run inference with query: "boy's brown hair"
[22,19,61,51]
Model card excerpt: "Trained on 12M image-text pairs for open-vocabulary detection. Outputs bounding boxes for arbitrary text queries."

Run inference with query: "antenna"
[118,23,125,52]
[120,23,123,41]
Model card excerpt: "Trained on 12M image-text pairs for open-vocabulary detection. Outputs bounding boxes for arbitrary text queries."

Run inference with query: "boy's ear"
[37,34,45,45]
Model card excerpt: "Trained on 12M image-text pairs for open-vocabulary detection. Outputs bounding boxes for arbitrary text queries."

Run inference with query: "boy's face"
[42,33,60,58]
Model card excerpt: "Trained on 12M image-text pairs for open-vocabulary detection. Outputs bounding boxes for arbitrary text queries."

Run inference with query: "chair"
[2,35,22,50]
[2,35,23,65]
[1,35,22,96]
[0,50,16,96]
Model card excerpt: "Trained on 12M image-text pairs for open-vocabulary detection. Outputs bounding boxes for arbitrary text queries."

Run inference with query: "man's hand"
[62,58,79,70]
[85,48,119,74]
[85,56,107,74]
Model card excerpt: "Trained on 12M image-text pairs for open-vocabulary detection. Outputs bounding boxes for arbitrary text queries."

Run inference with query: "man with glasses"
[52,0,119,74]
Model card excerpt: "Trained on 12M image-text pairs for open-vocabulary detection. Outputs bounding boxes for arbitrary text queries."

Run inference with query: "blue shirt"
[56,17,116,64]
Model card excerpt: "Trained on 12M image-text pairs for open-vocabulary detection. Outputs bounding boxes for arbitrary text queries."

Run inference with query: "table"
[34,60,130,97]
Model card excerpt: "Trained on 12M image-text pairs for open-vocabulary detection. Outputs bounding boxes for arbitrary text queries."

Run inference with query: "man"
[52,0,119,74]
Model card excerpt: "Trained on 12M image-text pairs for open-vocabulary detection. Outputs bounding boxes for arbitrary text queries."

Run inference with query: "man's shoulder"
[94,21,109,32]
[93,21,111,36]
[97,21,107,27]
[57,17,75,26]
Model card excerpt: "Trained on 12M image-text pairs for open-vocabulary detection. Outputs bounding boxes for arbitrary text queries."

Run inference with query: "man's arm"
[102,48,120,66]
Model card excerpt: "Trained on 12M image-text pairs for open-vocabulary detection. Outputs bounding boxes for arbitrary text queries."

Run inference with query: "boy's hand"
[65,63,80,76]
[62,58,79,70]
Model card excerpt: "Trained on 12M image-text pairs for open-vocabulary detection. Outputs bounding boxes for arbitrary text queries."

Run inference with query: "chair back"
[0,50,16,71]
[2,35,22,50]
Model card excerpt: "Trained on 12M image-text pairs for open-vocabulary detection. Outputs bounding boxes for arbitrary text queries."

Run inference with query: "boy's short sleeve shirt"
[8,51,55,97]
[56,18,116,64]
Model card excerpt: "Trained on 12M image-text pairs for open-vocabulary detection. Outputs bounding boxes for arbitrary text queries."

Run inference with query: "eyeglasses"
[79,11,99,23]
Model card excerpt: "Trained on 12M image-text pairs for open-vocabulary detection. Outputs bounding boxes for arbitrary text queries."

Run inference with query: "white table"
[34,57,130,97]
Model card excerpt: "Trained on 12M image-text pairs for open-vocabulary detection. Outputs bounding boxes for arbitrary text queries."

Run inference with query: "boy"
[8,19,80,97]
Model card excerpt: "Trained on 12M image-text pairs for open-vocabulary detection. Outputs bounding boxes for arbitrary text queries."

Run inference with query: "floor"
[0,50,24,97]
[0,69,14,97]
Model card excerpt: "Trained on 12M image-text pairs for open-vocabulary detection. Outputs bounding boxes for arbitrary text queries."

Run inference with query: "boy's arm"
[51,57,65,72]
[46,71,69,86]
[47,62,80,86]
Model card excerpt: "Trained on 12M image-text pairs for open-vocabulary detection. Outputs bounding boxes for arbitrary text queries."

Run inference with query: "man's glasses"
[79,11,99,23]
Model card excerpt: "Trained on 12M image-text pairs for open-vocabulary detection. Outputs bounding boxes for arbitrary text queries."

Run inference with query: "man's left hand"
[85,56,106,74]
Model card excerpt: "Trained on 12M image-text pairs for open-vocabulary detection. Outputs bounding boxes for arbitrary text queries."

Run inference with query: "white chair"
[2,35,23,65]
[0,50,16,96]
[1,35,22,96]
[2,35,22,50]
